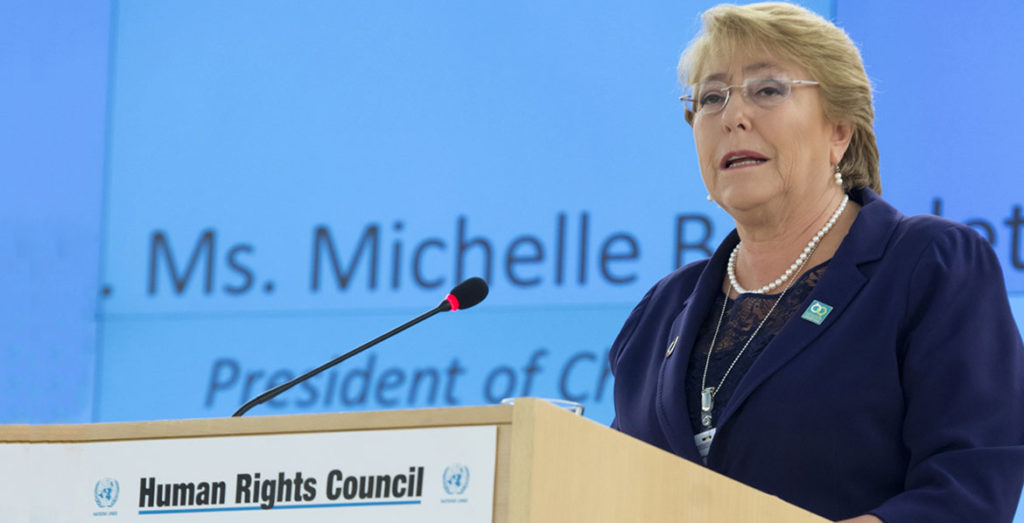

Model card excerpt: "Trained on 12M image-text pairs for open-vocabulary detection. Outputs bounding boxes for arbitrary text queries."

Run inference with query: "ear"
[829,120,854,165]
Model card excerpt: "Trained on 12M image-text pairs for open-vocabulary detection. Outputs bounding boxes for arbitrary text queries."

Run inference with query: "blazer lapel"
[656,231,738,458]
[716,188,900,429]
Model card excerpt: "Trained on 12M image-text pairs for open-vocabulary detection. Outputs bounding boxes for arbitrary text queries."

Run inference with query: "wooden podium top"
[2,404,513,443]
[4,400,828,522]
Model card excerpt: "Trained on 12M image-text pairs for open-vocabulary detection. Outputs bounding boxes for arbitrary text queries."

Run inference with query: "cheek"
[780,112,832,169]
[784,133,824,174]
[694,129,718,174]
[771,123,818,181]
[774,138,800,171]
[695,148,718,189]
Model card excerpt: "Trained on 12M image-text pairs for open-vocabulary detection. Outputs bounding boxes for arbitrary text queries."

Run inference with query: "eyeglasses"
[680,75,820,116]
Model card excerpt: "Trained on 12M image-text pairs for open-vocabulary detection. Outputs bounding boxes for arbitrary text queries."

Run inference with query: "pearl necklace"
[699,238,818,429]
[728,194,849,294]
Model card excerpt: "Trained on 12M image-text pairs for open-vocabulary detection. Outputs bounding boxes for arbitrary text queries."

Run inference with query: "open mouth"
[721,151,769,169]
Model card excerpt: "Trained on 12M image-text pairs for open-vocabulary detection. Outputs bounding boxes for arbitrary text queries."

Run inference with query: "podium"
[4,398,827,522]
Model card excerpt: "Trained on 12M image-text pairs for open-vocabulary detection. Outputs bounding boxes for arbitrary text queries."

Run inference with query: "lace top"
[686,262,830,434]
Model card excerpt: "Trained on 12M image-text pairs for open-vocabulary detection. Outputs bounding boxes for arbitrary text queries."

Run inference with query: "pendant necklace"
[698,195,847,429]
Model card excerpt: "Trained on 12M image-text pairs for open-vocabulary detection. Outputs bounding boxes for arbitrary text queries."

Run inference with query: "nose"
[719,87,752,132]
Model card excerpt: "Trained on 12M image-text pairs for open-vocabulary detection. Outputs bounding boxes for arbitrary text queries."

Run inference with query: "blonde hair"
[680,2,881,193]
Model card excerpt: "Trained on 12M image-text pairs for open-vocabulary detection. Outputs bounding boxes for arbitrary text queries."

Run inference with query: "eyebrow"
[702,62,780,83]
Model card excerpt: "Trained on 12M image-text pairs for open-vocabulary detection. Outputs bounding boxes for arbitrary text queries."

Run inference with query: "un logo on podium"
[94,478,120,508]
[442,464,470,496]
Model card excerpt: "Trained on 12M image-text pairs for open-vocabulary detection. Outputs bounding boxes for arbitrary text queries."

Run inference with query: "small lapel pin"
[801,300,834,325]
[665,335,679,358]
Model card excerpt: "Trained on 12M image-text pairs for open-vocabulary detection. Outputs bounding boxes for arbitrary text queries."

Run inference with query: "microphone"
[440,276,488,311]
[232,277,488,417]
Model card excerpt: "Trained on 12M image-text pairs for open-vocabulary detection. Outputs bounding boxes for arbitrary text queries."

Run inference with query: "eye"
[749,79,787,99]
[755,86,784,97]
[699,91,726,107]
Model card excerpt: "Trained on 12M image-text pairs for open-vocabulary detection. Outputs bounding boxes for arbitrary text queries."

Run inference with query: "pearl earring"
[706,194,714,202]
[833,165,843,186]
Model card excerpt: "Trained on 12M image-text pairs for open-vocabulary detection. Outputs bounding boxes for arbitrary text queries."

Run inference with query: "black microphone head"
[443,277,489,311]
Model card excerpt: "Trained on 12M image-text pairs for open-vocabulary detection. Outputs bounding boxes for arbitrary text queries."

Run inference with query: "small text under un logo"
[94,478,120,508]
[442,464,470,496]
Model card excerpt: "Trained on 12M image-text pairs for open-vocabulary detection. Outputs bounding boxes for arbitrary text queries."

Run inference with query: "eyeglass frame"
[680,76,820,119]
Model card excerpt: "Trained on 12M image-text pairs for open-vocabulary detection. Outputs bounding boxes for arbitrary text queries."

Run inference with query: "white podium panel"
[5,425,495,522]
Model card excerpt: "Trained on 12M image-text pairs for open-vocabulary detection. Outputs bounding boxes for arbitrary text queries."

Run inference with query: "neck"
[728,189,859,296]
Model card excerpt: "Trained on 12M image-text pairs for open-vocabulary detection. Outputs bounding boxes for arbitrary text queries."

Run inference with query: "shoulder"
[632,256,713,326]
[647,258,710,303]
[869,203,1013,342]
[894,213,989,251]
[890,213,1001,276]
[608,258,709,367]
[856,188,997,269]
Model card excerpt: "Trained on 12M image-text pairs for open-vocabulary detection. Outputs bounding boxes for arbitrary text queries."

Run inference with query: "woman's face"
[692,51,850,220]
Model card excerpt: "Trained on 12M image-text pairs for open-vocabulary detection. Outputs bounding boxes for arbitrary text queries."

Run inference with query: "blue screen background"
[3,0,1022,517]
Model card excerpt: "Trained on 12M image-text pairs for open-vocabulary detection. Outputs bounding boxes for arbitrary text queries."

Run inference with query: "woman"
[608,3,1024,522]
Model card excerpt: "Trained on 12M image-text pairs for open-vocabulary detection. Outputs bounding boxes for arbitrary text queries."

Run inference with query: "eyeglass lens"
[690,77,792,114]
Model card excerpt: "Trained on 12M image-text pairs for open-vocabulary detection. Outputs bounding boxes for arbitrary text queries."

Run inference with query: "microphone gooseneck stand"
[233,277,488,417]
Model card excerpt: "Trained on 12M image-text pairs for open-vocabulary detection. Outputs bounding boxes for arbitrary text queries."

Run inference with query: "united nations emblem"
[442,464,469,496]
[94,478,119,508]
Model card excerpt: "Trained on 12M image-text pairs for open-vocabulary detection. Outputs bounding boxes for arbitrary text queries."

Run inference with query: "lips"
[720,150,769,169]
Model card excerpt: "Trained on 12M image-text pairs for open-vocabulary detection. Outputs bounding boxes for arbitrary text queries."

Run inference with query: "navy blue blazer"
[609,188,1024,522]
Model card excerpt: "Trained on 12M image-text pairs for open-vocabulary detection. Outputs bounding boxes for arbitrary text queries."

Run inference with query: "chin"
[717,186,778,214]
